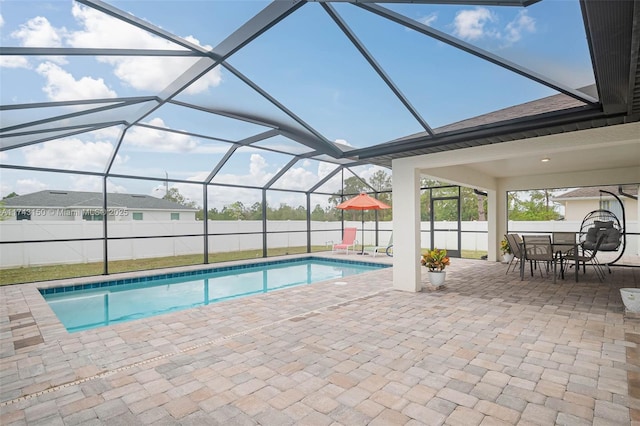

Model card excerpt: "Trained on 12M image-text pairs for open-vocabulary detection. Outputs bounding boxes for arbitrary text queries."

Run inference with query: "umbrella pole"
[361,210,365,255]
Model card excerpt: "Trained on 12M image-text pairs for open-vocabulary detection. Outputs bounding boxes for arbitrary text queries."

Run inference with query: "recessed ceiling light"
[541,157,550,162]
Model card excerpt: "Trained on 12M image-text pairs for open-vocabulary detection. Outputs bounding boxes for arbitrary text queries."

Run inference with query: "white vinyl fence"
[1,220,637,268]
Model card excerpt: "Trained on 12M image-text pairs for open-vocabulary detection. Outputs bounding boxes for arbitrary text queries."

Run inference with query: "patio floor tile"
[1,254,639,424]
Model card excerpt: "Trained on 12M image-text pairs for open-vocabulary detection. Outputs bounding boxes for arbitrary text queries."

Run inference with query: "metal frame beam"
[356,3,598,106]
[0,47,202,57]
[322,3,434,135]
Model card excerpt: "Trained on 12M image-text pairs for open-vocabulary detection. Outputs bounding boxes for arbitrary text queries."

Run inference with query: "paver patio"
[1,255,639,425]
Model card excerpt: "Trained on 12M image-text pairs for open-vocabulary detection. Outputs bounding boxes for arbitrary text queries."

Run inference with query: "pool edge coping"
[37,255,391,294]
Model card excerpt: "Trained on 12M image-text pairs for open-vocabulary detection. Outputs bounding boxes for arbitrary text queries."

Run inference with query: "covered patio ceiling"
[0,0,638,199]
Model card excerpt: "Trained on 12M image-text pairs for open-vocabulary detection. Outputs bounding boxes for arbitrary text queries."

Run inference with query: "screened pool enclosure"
[1,0,639,284]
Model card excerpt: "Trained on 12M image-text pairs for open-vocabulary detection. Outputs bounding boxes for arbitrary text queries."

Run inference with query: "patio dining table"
[517,239,582,282]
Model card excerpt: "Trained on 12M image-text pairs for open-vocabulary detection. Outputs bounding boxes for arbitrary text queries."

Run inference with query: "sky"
[0,0,594,208]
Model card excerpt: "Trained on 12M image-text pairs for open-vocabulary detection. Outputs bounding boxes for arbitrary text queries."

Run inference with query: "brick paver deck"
[1,255,639,425]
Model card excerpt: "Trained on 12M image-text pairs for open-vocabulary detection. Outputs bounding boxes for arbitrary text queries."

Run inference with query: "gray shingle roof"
[391,85,597,144]
[553,185,638,200]
[2,190,197,211]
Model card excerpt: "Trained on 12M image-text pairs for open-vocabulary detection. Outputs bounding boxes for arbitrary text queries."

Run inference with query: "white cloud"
[504,10,535,44]
[248,153,268,177]
[66,4,222,94]
[357,165,391,182]
[23,137,119,170]
[0,14,4,29]
[452,8,535,47]
[277,166,318,191]
[153,158,381,210]
[318,161,338,179]
[419,13,438,26]
[453,8,497,41]
[0,56,30,69]
[36,61,117,101]
[92,126,123,141]
[273,159,340,192]
[6,4,221,95]
[334,139,351,147]
[126,118,199,152]
[11,16,64,47]
[69,175,128,193]
[207,154,275,206]
[14,178,48,195]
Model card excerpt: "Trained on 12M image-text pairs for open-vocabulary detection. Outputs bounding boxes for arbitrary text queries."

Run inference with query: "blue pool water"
[40,257,388,333]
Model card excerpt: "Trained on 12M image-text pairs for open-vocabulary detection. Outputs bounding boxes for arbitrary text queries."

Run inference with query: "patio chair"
[521,235,561,282]
[363,233,393,257]
[552,232,578,279]
[505,233,523,274]
[553,232,576,246]
[564,234,607,282]
[332,227,358,255]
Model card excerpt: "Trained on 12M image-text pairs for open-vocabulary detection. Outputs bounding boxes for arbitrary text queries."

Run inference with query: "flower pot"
[502,253,514,264]
[620,288,640,313]
[428,271,446,287]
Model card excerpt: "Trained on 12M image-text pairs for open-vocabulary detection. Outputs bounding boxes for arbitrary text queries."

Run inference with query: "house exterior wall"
[561,197,638,222]
[562,200,600,221]
[0,207,196,222]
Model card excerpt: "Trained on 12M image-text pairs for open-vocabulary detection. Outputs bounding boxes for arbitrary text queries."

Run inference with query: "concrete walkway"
[1,255,639,425]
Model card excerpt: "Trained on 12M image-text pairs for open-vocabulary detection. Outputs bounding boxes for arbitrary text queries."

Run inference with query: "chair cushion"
[583,227,620,251]
[585,227,598,243]
[593,220,614,229]
[605,228,620,244]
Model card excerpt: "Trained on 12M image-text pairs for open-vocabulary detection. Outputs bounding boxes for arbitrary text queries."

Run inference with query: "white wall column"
[392,160,422,292]
[636,184,640,256]
[487,188,498,262]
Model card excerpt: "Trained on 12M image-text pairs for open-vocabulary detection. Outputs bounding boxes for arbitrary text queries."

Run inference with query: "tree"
[508,190,562,221]
[223,201,247,220]
[310,204,326,221]
[418,180,488,222]
[0,192,18,221]
[249,202,262,220]
[328,176,368,207]
[163,187,198,208]
[474,190,487,221]
[369,170,391,192]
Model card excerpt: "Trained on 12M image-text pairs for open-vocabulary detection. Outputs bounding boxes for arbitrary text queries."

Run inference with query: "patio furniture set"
[505,229,611,283]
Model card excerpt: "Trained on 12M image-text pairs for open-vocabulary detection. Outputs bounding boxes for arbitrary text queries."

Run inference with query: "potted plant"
[500,238,514,263]
[421,248,450,288]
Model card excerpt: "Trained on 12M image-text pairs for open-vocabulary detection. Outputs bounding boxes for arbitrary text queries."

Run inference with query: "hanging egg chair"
[577,190,626,266]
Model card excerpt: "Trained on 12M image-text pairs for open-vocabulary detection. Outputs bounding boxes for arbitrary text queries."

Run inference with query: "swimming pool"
[40,257,388,333]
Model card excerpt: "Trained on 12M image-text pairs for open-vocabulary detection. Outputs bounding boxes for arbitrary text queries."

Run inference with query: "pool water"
[40,257,388,333]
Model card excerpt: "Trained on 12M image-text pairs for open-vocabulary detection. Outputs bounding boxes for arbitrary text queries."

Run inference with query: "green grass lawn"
[0,247,487,286]
[0,246,329,285]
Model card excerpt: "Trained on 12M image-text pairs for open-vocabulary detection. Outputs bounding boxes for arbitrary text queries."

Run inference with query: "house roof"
[374,85,595,160]
[2,190,197,211]
[553,185,638,201]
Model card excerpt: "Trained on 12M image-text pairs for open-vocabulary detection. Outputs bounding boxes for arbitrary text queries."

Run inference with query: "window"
[600,200,623,221]
[171,213,180,220]
[83,213,104,221]
[16,210,31,221]
[132,212,143,221]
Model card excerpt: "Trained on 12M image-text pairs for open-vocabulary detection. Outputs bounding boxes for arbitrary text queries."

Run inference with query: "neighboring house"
[552,185,638,222]
[1,190,198,221]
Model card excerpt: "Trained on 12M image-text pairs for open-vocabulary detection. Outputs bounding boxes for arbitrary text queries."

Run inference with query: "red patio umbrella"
[336,193,391,254]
